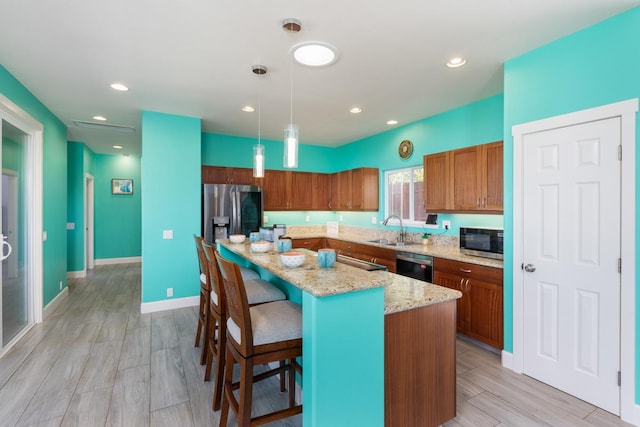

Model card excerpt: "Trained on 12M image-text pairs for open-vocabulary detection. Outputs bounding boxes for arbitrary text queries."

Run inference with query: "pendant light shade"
[253,144,265,178]
[283,124,298,168]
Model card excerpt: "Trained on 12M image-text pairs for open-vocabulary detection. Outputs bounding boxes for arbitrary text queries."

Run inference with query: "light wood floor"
[0,263,633,427]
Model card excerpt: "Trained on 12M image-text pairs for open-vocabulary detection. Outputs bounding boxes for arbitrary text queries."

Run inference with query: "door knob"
[524,264,536,272]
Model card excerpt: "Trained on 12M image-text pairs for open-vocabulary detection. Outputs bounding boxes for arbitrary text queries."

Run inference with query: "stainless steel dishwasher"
[395,251,433,282]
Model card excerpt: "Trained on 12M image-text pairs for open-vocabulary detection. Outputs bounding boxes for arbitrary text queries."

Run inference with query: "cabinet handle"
[482,197,486,208]
[459,268,472,273]
[465,279,471,292]
[459,278,464,290]
[328,201,333,209]
[477,197,480,207]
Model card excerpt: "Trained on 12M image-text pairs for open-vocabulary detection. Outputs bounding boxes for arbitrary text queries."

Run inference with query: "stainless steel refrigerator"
[202,184,263,244]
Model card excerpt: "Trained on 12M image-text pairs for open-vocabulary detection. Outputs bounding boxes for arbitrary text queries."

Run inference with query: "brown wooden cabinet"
[201,166,259,185]
[332,167,379,211]
[312,173,332,210]
[291,237,324,252]
[262,170,289,210]
[423,141,503,213]
[433,257,503,349]
[263,170,326,211]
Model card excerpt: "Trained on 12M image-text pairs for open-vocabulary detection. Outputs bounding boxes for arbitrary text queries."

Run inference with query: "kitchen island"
[218,240,461,427]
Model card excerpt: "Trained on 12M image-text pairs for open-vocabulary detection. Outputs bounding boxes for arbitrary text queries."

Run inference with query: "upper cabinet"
[424,141,503,214]
[332,167,379,211]
[202,166,260,186]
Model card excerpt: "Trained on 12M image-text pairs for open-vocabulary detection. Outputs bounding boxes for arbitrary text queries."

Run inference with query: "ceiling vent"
[72,120,135,133]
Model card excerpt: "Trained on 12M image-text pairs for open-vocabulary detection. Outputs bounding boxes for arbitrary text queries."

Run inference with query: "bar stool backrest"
[194,235,210,292]
[202,242,225,315]
[215,253,255,357]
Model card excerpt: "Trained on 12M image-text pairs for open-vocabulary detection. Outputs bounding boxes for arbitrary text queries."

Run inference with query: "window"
[385,166,426,225]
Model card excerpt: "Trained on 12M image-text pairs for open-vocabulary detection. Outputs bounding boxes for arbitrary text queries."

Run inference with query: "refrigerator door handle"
[231,187,241,235]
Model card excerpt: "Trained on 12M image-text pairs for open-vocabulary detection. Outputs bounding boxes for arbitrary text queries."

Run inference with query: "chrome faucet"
[382,215,405,245]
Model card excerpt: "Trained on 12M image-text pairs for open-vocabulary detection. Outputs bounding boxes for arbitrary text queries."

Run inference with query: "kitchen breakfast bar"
[218,240,461,427]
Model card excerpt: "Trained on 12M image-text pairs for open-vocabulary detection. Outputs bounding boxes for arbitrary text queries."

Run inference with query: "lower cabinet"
[291,237,324,252]
[433,257,503,349]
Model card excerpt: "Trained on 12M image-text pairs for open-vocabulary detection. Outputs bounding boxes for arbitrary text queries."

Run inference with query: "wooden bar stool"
[215,252,302,427]
[194,235,260,366]
[202,242,287,411]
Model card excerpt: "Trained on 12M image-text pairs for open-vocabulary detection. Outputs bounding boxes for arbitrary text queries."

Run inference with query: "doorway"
[512,99,638,422]
[0,94,43,356]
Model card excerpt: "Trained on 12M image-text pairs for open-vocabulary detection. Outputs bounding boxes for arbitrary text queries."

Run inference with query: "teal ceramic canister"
[250,232,262,243]
[277,237,293,253]
[317,248,336,268]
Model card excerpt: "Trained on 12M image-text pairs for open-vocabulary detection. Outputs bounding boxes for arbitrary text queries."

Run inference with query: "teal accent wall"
[94,153,141,259]
[503,6,640,402]
[205,96,505,235]
[0,65,68,306]
[202,133,335,172]
[67,142,86,272]
[142,111,201,303]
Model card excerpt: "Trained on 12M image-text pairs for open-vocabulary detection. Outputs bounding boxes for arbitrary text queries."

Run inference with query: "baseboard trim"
[67,270,86,279]
[140,296,199,314]
[95,256,142,266]
[43,287,69,320]
[501,350,514,370]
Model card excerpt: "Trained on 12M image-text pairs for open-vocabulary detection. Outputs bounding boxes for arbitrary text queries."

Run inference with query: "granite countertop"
[218,240,461,314]
[287,231,504,269]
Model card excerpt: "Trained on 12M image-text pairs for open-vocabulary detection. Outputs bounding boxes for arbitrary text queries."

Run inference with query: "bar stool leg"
[212,320,226,411]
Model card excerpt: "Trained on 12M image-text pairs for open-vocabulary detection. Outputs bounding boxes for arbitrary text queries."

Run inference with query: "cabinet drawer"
[434,258,502,285]
[291,237,324,251]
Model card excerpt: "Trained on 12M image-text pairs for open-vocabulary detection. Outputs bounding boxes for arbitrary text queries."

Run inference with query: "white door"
[522,117,621,414]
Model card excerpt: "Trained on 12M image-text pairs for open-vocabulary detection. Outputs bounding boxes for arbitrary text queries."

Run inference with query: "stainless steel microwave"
[460,227,504,260]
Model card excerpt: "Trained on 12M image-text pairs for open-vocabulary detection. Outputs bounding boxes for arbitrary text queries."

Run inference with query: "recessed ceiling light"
[387,120,398,125]
[113,145,123,149]
[242,106,255,112]
[110,83,129,91]
[350,107,362,114]
[93,115,107,121]
[292,42,338,67]
[446,57,467,68]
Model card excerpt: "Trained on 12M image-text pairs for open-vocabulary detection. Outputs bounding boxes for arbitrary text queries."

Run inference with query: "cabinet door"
[451,146,482,211]
[229,167,256,185]
[202,166,230,184]
[433,271,467,333]
[292,237,324,251]
[290,172,314,210]
[350,168,364,210]
[467,277,503,349]
[311,173,331,210]
[329,173,339,210]
[423,152,451,212]
[337,170,352,209]
[482,141,503,212]
[360,168,380,211]
[263,170,289,210]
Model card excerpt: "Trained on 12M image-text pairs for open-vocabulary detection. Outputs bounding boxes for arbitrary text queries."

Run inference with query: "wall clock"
[398,139,413,159]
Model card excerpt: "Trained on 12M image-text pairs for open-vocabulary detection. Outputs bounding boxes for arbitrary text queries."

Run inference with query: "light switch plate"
[263,215,269,224]
[371,216,377,224]
[163,230,174,239]
[66,222,75,230]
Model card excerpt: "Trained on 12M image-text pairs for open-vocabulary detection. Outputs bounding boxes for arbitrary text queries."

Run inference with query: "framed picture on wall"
[112,178,133,195]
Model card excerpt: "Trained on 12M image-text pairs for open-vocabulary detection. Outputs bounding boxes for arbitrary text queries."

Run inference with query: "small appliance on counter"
[459,226,504,260]
[259,224,287,242]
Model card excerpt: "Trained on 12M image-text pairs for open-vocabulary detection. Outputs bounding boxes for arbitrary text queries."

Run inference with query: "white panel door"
[522,117,621,414]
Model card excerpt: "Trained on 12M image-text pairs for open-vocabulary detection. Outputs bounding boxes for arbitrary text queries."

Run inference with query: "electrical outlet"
[163,230,173,239]
[167,288,173,297]
[59,280,62,290]
[371,216,377,224]
[305,215,310,222]
[339,215,343,221]
[263,215,269,224]
[442,220,451,230]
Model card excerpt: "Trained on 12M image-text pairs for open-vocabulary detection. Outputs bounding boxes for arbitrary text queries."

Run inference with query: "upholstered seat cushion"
[210,278,285,306]
[240,267,260,280]
[227,300,302,346]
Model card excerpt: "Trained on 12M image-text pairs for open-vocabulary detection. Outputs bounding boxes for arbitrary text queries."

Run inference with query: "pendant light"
[252,65,267,178]
[283,18,301,169]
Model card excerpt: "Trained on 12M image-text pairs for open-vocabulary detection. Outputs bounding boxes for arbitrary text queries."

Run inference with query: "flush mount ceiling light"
[93,115,107,121]
[242,106,255,112]
[350,107,362,114]
[446,56,467,68]
[110,82,129,91]
[292,42,337,67]
[72,120,135,133]
[113,145,123,149]
[387,120,398,125]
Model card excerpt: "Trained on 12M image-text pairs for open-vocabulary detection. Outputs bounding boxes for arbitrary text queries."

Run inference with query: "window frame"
[383,165,425,228]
